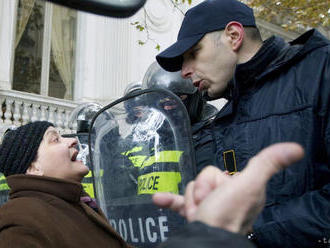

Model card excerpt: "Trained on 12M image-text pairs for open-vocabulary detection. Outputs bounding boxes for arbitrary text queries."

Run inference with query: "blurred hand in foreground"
[153,142,304,234]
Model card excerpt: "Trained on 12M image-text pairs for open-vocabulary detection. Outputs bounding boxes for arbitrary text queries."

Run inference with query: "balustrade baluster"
[4,99,13,125]
[48,106,56,124]
[0,96,5,124]
[40,105,48,121]
[13,100,22,126]
[63,109,72,134]
[56,108,64,133]
[31,104,40,122]
[22,102,31,124]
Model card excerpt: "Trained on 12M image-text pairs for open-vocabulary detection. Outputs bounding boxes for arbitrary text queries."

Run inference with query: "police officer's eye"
[190,47,200,58]
[180,95,188,100]
[160,97,171,103]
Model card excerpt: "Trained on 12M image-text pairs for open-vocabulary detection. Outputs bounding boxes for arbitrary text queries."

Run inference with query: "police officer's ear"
[224,21,245,52]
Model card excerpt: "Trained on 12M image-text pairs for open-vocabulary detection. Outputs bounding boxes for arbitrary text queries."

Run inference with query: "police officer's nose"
[181,60,193,79]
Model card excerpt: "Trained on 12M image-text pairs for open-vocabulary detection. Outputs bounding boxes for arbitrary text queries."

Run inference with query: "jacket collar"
[235,36,286,87]
[290,29,330,55]
[257,29,330,80]
[219,35,286,103]
[215,35,285,121]
[7,174,83,203]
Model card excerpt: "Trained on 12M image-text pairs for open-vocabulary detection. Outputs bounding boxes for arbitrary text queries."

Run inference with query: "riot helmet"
[69,102,103,133]
[123,81,143,97]
[142,61,204,124]
[123,81,149,124]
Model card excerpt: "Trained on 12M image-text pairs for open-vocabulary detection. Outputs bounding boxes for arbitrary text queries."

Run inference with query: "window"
[12,0,77,100]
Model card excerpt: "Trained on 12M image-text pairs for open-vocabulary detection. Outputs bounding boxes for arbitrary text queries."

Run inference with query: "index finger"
[152,192,184,214]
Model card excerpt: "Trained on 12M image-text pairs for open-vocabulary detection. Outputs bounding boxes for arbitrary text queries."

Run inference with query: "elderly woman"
[0,121,128,248]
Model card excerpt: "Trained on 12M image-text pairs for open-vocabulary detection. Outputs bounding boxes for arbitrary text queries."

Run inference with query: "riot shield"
[75,133,97,197]
[89,88,196,248]
[62,132,96,197]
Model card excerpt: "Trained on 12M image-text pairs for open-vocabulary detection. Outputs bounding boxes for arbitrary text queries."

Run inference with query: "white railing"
[0,89,78,137]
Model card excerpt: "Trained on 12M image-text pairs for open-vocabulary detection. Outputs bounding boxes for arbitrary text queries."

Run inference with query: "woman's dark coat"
[0,175,130,248]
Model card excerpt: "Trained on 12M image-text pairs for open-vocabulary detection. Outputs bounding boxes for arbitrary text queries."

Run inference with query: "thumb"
[242,142,304,185]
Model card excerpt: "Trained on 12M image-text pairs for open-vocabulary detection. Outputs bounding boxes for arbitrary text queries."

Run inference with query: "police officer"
[121,81,183,196]
[92,81,192,247]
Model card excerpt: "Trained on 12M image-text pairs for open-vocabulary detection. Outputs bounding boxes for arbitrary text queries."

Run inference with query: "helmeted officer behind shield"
[93,85,140,201]
[142,62,218,173]
[89,80,196,247]
[120,81,185,196]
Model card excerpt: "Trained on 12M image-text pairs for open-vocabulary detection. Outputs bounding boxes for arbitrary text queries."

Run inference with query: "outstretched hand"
[152,142,304,234]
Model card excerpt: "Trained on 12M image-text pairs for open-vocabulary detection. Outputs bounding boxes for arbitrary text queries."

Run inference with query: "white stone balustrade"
[0,89,78,138]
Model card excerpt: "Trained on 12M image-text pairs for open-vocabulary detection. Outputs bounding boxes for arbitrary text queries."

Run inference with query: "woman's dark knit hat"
[0,121,54,177]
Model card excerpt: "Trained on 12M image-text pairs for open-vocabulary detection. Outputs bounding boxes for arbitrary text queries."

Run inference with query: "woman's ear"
[224,21,245,52]
[26,162,43,176]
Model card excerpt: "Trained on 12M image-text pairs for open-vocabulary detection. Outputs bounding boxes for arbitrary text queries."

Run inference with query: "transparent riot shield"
[63,103,103,198]
[89,88,196,248]
[76,133,96,198]
[62,132,96,197]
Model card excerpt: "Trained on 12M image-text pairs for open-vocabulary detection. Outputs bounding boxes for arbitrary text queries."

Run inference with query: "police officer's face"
[133,106,144,118]
[181,31,238,98]
[160,95,187,111]
[27,127,89,182]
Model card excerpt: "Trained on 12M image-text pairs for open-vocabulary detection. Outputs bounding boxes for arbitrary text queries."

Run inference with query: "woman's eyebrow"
[44,130,59,139]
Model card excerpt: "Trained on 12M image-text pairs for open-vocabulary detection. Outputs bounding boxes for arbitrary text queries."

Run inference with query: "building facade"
[0,0,303,136]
